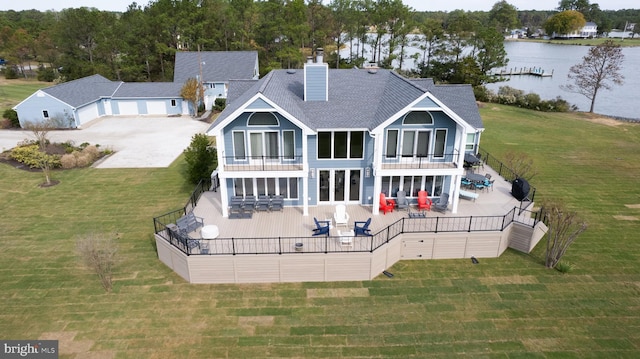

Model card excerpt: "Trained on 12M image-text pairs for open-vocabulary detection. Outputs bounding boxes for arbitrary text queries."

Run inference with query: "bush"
[214,98,226,111]
[556,260,573,273]
[184,133,217,184]
[3,109,19,128]
[60,153,77,169]
[473,85,495,102]
[10,144,61,169]
[4,66,18,79]
[37,65,56,82]
[75,153,92,167]
[76,233,118,292]
[82,145,100,162]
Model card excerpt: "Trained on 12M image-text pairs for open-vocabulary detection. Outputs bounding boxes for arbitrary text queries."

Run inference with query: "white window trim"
[232,130,247,161]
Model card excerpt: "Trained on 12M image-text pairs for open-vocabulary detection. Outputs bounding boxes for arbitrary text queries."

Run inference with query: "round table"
[201,225,219,239]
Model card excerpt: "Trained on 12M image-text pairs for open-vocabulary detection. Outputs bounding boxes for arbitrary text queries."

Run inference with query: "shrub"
[60,153,77,169]
[556,260,573,273]
[3,109,19,127]
[10,144,61,169]
[4,66,18,79]
[76,233,118,292]
[214,98,226,111]
[37,65,56,82]
[75,153,92,167]
[473,85,495,102]
[184,133,217,184]
[81,145,100,162]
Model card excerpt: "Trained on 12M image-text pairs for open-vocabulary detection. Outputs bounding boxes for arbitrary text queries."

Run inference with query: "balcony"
[381,152,459,170]
[221,155,304,171]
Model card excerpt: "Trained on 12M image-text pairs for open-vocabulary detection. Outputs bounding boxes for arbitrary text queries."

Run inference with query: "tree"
[184,133,217,184]
[76,232,118,292]
[180,77,200,117]
[22,119,58,186]
[544,10,586,37]
[557,0,590,13]
[543,201,587,269]
[488,1,520,34]
[562,40,624,113]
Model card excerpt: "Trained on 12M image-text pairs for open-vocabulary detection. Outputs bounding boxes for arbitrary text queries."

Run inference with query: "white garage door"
[146,101,167,115]
[118,101,139,115]
[77,103,99,126]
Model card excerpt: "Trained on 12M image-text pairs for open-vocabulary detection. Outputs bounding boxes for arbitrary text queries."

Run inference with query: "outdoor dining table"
[464,173,487,183]
[464,153,481,165]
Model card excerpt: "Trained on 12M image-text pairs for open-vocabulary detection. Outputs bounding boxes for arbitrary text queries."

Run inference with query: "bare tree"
[22,119,58,186]
[76,233,119,292]
[543,201,587,269]
[503,151,538,181]
[562,40,624,113]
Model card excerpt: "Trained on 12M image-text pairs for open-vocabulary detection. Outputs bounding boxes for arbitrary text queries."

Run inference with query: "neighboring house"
[14,51,259,128]
[13,74,188,128]
[207,51,484,217]
[173,51,259,111]
[555,22,598,38]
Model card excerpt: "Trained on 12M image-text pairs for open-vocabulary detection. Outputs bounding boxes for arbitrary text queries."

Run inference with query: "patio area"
[190,165,529,240]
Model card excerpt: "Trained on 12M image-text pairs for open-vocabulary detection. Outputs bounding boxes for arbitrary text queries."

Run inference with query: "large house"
[554,22,598,38]
[207,51,484,216]
[174,51,259,111]
[13,51,259,128]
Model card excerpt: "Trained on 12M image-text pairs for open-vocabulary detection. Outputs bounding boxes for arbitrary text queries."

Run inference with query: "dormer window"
[402,111,433,125]
[248,112,279,126]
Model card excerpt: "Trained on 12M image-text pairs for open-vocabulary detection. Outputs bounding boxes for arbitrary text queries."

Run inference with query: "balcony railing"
[153,206,543,256]
[221,155,304,171]
[380,152,459,170]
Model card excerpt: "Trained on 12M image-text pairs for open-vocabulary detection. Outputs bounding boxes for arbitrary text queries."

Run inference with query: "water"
[485,42,640,119]
[340,37,639,119]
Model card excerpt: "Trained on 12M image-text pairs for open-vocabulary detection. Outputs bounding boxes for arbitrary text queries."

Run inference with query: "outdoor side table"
[201,225,219,239]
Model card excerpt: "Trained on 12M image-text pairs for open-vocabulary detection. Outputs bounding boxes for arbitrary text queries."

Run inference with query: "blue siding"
[415,97,438,108]
[246,98,274,110]
[382,111,458,165]
[138,100,147,114]
[15,92,76,128]
[222,113,303,163]
[305,65,327,101]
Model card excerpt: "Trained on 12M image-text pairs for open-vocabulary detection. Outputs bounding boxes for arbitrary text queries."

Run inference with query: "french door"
[318,169,361,203]
[249,132,278,162]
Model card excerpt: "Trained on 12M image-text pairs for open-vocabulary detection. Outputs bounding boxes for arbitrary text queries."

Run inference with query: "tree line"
[0,0,638,87]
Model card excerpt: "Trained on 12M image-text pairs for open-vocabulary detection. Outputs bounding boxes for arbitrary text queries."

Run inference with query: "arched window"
[402,111,433,125]
[248,112,279,126]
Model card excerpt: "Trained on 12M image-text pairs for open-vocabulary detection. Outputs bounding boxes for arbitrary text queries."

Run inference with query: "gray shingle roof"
[173,51,258,84]
[113,82,183,98]
[42,74,122,108]
[214,68,483,131]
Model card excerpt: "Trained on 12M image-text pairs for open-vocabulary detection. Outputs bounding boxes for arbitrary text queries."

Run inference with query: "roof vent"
[286,69,296,74]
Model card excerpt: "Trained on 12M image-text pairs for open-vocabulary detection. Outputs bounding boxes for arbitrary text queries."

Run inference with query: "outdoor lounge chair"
[354,218,372,236]
[379,193,395,214]
[333,204,350,227]
[417,190,432,211]
[433,193,449,213]
[312,217,330,236]
[396,190,409,211]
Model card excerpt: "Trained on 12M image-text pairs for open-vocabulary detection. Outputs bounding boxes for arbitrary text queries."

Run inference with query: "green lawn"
[0,78,50,114]
[1,105,639,358]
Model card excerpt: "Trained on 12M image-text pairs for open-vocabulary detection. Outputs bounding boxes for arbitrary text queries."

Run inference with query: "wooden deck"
[190,165,527,240]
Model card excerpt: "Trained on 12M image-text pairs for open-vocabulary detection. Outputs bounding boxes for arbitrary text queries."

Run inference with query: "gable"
[246,98,274,110]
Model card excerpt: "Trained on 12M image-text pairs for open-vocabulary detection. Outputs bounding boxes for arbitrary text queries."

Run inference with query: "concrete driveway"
[0,116,211,168]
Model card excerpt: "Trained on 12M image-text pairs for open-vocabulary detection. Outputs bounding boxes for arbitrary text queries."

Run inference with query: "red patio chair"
[417,190,432,211]
[379,193,395,215]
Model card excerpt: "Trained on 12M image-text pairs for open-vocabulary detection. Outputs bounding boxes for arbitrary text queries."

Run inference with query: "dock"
[492,67,553,77]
